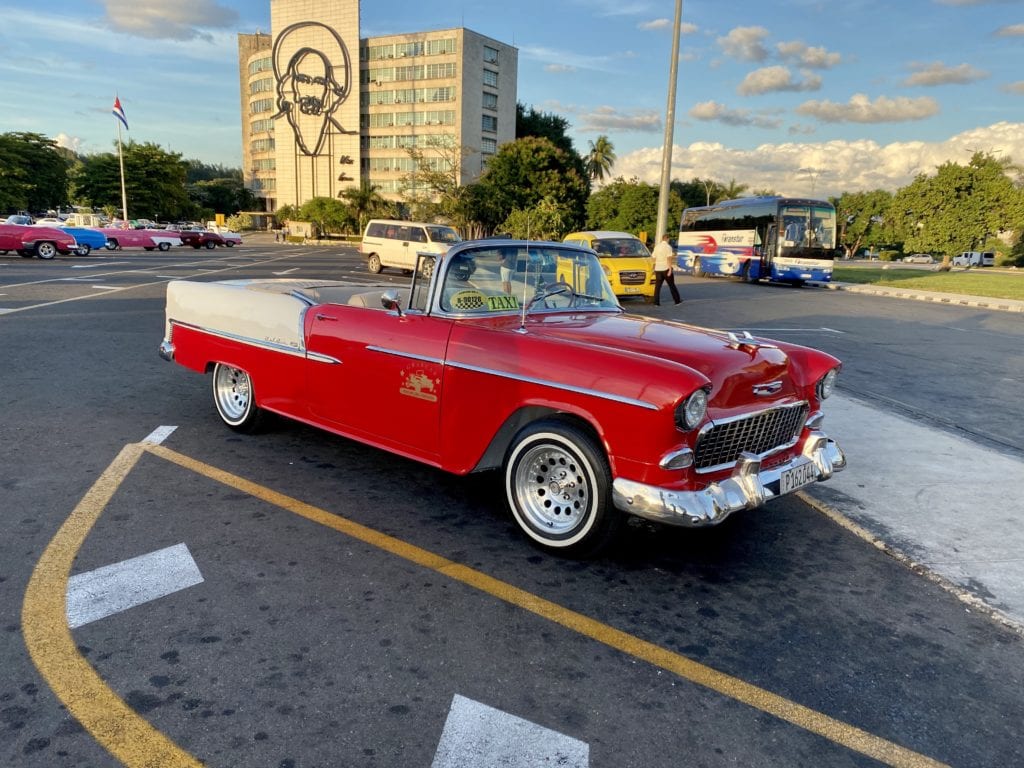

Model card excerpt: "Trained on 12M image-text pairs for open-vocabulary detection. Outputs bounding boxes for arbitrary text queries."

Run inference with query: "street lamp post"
[655,0,684,242]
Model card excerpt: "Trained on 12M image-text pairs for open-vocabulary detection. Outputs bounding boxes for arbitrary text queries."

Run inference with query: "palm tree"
[585,135,616,182]
[340,181,385,233]
[714,178,749,202]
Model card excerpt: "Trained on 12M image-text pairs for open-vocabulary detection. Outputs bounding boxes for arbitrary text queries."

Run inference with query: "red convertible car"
[159,240,846,555]
[0,223,77,259]
[100,227,182,251]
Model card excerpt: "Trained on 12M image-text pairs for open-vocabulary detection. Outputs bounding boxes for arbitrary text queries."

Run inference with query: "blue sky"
[1,0,1022,198]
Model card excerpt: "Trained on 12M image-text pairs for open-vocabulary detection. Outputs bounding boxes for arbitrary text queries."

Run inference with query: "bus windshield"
[780,204,836,250]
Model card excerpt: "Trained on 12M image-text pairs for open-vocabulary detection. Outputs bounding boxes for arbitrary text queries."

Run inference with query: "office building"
[238,0,518,213]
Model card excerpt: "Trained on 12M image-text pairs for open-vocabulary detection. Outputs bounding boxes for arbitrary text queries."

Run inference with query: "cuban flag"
[112,96,129,130]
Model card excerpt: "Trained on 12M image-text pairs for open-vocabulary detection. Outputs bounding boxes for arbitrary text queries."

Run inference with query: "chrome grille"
[694,402,809,472]
[618,270,647,285]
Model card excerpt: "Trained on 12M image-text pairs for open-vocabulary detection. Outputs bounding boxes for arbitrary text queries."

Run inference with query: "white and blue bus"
[676,196,837,285]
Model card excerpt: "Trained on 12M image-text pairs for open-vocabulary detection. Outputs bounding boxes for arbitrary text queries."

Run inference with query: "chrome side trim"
[613,432,846,527]
[307,352,342,365]
[169,320,307,359]
[364,345,660,410]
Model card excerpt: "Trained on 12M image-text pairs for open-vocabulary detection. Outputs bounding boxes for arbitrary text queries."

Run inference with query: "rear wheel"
[504,420,621,557]
[158,242,171,251]
[225,241,235,247]
[106,240,119,251]
[205,240,217,249]
[367,253,382,274]
[76,244,92,256]
[212,363,264,432]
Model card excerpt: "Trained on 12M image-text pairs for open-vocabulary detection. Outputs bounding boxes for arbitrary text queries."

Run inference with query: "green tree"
[890,152,1024,265]
[400,135,473,222]
[72,141,191,221]
[476,136,588,233]
[715,178,749,202]
[499,196,567,240]
[298,196,354,237]
[586,177,683,241]
[339,180,388,234]
[585,135,616,182]
[0,132,70,213]
[671,178,718,209]
[836,189,894,257]
[516,103,576,155]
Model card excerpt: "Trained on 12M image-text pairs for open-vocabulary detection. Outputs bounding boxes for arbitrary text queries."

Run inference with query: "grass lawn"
[832,266,1024,301]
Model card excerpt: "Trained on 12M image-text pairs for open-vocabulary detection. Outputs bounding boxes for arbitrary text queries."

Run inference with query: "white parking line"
[142,425,177,445]
[66,543,204,629]
[432,695,588,768]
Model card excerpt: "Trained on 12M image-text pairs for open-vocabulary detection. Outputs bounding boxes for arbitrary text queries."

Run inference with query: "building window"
[248,57,272,75]
[426,37,456,55]
[395,65,424,82]
[250,138,275,153]
[482,92,498,110]
[368,44,394,60]
[483,45,499,64]
[396,41,424,58]
[250,98,273,114]
[481,137,497,154]
[253,158,276,171]
[426,62,457,79]
[251,118,275,134]
[483,69,498,87]
[482,115,497,133]
[249,78,274,95]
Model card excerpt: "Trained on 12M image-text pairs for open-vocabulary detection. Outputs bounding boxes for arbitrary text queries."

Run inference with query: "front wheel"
[205,240,217,249]
[212,363,264,432]
[158,242,171,251]
[35,242,57,260]
[367,253,382,274]
[504,420,621,557]
[225,241,234,247]
[106,240,119,251]
[76,244,92,256]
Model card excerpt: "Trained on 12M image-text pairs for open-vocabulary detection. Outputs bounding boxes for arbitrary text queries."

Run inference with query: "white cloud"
[995,23,1024,36]
[796,93,940,123]
[54,133,83,153]
[689,100,783,129]
[638,19,699,33]
[903,61,989,86]
[738,66,822,96]
[610,122,1024,198]
[101,0,238,41]
[577,106,662,133]
[717,26,771,62]
[776,41,842,69]
[1004,82,1024,94]
[545,64,577,74]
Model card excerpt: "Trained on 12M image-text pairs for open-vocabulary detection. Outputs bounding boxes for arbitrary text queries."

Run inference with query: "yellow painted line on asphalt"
[147,443,949,768]
[21,443,204,768]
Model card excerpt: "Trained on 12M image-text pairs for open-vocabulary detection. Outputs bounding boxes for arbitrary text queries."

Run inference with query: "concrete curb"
[808,280,1024,313]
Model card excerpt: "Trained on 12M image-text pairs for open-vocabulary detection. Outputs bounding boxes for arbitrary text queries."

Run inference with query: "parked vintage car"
[178,228,226,249]
[100,227,182,251]
[55,226,107,256]
[158,240,846,555]
[902,253,935,264]
[217,230,243,247]
[0,223,77,259]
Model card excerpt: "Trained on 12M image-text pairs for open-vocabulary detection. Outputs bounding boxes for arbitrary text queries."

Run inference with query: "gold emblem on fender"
[400,371,439,402]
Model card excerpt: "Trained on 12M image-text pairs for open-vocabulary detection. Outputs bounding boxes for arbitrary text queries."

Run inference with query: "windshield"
[439,244,620,314]
[780,205,836,249]
[592,237,650,258]
[426,226,462,245]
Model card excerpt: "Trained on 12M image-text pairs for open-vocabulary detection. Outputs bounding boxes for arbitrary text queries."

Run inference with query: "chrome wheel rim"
[513,442,591,536]
[214,365,251,423]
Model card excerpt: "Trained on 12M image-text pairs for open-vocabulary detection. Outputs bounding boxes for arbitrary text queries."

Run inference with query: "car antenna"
[518,224,532,332]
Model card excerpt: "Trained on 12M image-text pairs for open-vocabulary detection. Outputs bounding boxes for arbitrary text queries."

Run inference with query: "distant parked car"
[0,223,77,259]
[952,251,995,267]
[57,226,108,256]
[218,230,243,247]
[4,215,33,226]
[902,253,935,264]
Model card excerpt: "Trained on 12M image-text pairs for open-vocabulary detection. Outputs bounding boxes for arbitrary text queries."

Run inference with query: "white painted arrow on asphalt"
[273,267,300,275]
[432,694,589,768]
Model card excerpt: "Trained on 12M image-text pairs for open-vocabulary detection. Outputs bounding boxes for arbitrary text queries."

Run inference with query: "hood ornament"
[726,331,777,351]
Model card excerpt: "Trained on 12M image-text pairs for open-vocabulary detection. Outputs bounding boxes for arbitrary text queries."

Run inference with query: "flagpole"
[116,117,128,226]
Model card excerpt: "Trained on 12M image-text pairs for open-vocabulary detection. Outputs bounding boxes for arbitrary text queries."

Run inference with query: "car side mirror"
[381,289,403,315]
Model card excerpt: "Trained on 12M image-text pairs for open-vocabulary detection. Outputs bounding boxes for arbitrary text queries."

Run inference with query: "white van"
[360,219,462,277]
[952,251,995,267]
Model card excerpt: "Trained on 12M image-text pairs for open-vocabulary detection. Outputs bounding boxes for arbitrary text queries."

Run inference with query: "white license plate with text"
[779,460,817,493]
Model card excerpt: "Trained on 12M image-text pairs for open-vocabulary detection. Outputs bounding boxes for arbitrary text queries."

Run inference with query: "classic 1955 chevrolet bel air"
[159,239,845,555]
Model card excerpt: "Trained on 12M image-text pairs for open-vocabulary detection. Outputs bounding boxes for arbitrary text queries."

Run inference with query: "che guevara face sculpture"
[272,22,355,156]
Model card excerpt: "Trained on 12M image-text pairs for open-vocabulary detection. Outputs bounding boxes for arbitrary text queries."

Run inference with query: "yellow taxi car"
[562,231,656,300]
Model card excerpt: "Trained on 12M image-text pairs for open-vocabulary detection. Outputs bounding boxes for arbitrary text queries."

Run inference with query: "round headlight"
[817,368,838,400]
[676,388,708,431]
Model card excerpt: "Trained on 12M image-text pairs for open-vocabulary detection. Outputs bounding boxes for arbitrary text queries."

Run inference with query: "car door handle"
[315,314,338,321]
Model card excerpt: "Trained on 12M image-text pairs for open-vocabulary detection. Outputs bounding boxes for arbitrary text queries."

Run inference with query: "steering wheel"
[529,281,574,308]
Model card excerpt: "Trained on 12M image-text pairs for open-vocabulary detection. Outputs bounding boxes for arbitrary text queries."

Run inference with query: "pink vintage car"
[100,227,181,251]
[0,223,77,259]
[159,239,846,556]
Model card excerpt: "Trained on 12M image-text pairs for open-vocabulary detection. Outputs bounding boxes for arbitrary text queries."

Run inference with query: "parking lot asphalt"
[812,279,1024,314]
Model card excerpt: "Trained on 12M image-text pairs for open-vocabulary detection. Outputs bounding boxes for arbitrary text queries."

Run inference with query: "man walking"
[652,233,681,306]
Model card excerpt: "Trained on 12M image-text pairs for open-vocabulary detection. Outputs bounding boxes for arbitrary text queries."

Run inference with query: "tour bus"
[676,196,838,285]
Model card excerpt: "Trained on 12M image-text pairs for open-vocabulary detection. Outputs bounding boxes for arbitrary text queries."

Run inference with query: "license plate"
[623,286,642,294]
[779,460,817,493]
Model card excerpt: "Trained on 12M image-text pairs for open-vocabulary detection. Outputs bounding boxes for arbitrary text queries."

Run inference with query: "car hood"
[516,312,826,410]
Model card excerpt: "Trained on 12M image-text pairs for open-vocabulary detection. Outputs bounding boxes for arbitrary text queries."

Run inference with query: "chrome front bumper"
[158,340,175,362]
[611,433,846,528]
